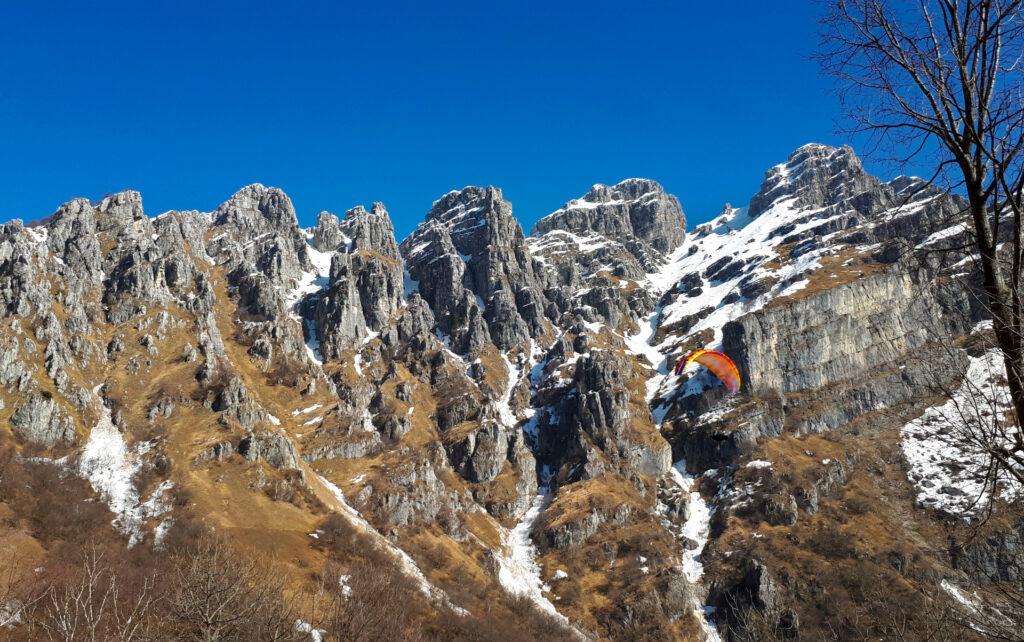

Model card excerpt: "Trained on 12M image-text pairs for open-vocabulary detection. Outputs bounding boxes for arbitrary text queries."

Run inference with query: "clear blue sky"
[0,1,909,239]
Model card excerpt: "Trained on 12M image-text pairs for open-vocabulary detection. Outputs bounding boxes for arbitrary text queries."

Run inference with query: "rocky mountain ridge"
[0,142,1014,640]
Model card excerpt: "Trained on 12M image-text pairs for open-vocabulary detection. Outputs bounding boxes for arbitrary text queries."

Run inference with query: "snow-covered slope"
[902,347,1023,515]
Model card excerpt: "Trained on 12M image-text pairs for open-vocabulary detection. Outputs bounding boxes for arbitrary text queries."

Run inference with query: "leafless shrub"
[40,545,160,642]
[0,456,111,548]
[165,535,301,641]
[824,584,965,641]
[320,559,425,642]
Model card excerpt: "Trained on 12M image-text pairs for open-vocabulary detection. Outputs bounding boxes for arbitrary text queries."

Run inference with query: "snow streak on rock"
[494,346,578,627]
[295,232,333,364]
[670,462,722,642]
[314,473,467,615]
[628,244,730,639]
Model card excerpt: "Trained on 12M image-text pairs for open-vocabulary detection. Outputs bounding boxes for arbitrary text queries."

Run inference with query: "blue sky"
[0,1,909,239]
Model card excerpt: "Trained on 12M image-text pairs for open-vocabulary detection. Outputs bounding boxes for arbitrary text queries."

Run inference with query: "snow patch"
[901,349,1023,516]
[495,492,569,624]
[294,619,324,642]
[79,388,173,546]
[669,462,721,641]
[292,404,323,416]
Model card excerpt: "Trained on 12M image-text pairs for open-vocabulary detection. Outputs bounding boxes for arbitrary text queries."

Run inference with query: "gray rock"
[722,265,975,434]
[196,440,235,463]
[748,144,884,219]
[356,446,469,529]
[533,178,686,257]
[311,210,346,251]
[401,186,552,353]
[238,432,300,469]
[0,222,52,318]
[10,393,76,448]
[542,349,671,482]
[208,184,312,288]
[212,376,268,429]
[309,203,405,358]
[0,338,32,391]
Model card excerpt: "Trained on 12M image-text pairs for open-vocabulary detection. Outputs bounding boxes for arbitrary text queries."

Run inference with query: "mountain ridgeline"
[0,143,1014,641]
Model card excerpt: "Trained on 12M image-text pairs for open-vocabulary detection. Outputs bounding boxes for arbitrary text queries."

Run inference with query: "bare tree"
[321,560,426,642]
[40,545,159,642]
[819,0,1024,482]
[166,535,301,642]
[0,551,44,635]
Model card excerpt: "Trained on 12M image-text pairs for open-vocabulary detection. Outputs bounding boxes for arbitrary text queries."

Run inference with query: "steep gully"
[624,244,723,641]
[487,237,725,637]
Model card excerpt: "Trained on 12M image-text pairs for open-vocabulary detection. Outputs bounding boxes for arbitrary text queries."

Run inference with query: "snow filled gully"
[493,346,588,637]
[669,463,722,642]
[80,386,174,547]
[625,263,723,640]
[495,487,567,622]
[494,351,568,617]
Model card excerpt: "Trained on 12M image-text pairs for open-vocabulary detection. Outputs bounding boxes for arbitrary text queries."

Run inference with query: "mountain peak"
[215,183,297,228]
[426,186,501,228]
[531,178,685,256]
[748,143,877,218]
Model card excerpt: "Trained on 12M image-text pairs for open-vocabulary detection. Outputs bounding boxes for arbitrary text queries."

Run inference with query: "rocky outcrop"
[749,144,886,219]
[302,413,384,462]
[714,559,796,637]
[442,404,538,520]
[208,184,313,287]
[722,265,975,433]
[238,431,300,469]
[314,252,368,359]
[533,178,686,260]
[10,393,76,448]
[0,222,53,318]
[536,499,637,550]
[528,179,683,327]
[401,187,552,353]
[338,204,404,331]
[953,517,1024,582]
[355,444,470,530]
[541,347,671,484]
[211,376,268,430]
[310,210,347,252]
[310,203,404,358]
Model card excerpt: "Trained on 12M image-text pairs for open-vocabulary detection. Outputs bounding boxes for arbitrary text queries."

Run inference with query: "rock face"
[527,178,684,329]
[722,266,975,433]
[401,187,552,352]
[533,178,686,258]
[443,403,538,520]
[748,144,883,219]
[210,184,313,285]
[310,210,347,252]
[340,204,404,330]
[238,432,300,469]
[311,204,404,358]
[10,393,76,448]
[314,252,369,358]
[542,349,671,482]
[0,143,1008,641]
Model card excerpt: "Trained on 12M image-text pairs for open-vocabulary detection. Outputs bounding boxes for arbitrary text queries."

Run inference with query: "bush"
[0,456,112,547]
[806,525,857,559]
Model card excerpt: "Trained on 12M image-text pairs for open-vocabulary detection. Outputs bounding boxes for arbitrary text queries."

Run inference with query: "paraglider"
[675,350,741,394]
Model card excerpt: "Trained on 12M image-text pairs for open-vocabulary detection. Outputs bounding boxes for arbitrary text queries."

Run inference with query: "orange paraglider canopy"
[675,349,741,394]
